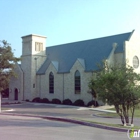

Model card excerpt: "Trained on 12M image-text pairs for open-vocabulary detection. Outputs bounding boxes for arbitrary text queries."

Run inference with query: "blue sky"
[0,0,140,57]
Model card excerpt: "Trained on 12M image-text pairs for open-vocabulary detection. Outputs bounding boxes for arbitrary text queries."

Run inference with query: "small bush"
[63,99,72,105]
[73,99,85,106]
[38,99,43,103]
[42,98,50,103]
[87,100,99,107]
[32,97,40,102]
[25,99,30,102]
[52,98,61,104]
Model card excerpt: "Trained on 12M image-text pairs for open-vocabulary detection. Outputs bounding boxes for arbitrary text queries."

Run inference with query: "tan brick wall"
[36,60,93,105]
[20,34,47,101]
[124,31,140,73]
[39,63,63,102]
[64,60,93,105]
[9,64,23,101]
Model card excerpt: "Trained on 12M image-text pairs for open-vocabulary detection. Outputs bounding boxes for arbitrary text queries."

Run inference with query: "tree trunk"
[94,97,97,107]
[120,115,125,125]
[124,115,129,124]
[115,104,125,125]
[131,105,135,125]
[122,104,129,125]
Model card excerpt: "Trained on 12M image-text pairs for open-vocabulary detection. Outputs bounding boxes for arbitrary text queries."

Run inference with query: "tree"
[0,40,20,111]
[88,82,98,107]
[89,62,140,126]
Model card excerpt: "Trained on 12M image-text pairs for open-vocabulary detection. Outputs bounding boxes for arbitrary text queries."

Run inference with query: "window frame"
[49,72,54,94]
[74,70,81,94]
[35,42,43,52]
[133,56,139,69]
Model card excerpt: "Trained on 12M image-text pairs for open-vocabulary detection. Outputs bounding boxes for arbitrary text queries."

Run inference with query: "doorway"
[14,88,18,100]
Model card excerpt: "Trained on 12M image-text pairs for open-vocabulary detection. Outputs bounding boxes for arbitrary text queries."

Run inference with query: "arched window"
[75,70,81,94]
[49,72,54,93]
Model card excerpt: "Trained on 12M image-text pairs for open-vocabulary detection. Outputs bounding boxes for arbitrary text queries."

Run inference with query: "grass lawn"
[75,118,140,129]
[99,107,140,118]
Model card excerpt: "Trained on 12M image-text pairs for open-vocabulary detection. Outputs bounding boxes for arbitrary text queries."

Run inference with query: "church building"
[9,30,140,105]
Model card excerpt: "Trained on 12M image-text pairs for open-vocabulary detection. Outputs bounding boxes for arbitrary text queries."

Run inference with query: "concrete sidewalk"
[2,98,25,104]
[77,105,116,113]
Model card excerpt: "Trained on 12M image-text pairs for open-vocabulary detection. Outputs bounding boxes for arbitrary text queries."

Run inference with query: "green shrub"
[87,100,99,107]
[42,98,50,103]
[32,97,40,102]
[52,98,61,104]
[63,99,72,105]
[38,99,43,103]
[73,99,85,106]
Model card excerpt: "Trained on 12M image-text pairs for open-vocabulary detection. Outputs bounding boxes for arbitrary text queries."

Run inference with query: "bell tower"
[21,34,46,100]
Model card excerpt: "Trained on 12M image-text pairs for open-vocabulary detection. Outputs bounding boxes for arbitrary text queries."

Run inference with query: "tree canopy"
[89,62,140,126]
[0,40,20,92]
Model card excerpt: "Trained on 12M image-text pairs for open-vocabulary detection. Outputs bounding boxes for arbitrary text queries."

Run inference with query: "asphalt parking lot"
[0,102,131,125]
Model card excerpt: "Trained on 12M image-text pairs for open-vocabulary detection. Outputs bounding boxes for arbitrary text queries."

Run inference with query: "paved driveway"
[0,114,129,140]
[1,102,125,124]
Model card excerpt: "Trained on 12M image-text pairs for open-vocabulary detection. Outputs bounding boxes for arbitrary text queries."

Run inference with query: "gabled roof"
[37,31,132,74]
[51,61,59,71]
[77,58,85,69]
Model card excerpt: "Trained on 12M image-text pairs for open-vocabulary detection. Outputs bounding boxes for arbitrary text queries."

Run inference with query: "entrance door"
[15,88,18,100]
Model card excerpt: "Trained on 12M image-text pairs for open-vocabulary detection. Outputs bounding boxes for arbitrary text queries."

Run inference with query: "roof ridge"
[47,31,132,48]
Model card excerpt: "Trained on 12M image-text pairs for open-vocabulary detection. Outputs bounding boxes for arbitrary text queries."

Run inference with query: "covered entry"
[14,88,18,100]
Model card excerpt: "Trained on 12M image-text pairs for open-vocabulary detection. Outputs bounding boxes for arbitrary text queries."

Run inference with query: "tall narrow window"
[75,70,81,94]
[49,72,54,93]
[35,42,43,51]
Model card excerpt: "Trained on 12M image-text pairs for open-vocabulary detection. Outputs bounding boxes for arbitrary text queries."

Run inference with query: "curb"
[0,112,128,132]
[43,116,128,132]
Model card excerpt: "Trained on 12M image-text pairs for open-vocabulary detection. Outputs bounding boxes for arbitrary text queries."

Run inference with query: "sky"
[0,0,140,57]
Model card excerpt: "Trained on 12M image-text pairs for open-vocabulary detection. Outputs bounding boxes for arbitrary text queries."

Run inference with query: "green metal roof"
[37,31,132,74]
